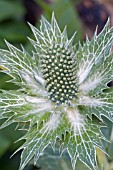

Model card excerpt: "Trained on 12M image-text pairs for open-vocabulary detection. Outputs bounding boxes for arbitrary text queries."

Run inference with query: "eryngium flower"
[0,14,113,170]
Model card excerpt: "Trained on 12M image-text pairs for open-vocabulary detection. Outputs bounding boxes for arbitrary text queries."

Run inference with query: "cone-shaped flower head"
[41,44,78,105]
[30,14,78,106]
[0,14,113,170]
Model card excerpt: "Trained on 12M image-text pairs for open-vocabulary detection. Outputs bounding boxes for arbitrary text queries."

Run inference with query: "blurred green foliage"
[35,145,90,170]
[0,0,113,170]
[0,0,30,49]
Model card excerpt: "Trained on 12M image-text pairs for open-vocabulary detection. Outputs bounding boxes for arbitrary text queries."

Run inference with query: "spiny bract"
[0,13,113,170]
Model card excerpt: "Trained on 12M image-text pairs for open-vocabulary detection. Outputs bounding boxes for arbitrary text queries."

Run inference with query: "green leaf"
[62,120,106,170]
[79,53,113,95]
[17,113,67,170]
[0,134,10,157]
[77,19,113,86]
[0,22,30,43]
[0,72,19,90]
[0,90,53,129]
[0,43,42,95]
[16,115,106,170]
[35,146,90,170]
[78,87,113,120]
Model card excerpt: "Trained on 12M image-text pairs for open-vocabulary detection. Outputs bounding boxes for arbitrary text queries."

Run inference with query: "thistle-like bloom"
[0,14,113,170]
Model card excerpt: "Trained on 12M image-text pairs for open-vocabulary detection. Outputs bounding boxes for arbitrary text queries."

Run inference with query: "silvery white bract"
[0,13,113,170]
